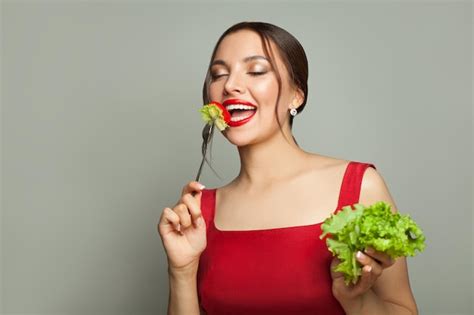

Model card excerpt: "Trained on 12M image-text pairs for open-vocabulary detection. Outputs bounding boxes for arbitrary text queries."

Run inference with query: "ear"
[293,87,305,109]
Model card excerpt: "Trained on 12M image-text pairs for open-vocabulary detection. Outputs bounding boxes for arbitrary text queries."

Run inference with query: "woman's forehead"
[211,30,286,73]
[214,30,278,64]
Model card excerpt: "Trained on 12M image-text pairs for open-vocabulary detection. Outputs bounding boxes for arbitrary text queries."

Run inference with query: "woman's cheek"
[252,78,278,98]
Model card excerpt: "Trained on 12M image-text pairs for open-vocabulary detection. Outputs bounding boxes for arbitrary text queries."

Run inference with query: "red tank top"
[197,161,376,314]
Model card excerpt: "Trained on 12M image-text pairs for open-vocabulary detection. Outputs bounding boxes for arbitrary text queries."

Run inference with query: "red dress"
[197,161,376,314]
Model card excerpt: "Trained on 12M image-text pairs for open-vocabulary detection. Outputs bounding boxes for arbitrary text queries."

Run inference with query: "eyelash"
[211,72,266,80]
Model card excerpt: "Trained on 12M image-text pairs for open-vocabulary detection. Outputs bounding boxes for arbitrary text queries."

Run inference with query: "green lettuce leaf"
[199,103,229,131]
[320,201,426,286]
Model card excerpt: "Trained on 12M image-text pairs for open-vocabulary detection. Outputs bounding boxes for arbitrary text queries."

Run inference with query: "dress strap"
[199,188,214,232]
[335,161,377,213]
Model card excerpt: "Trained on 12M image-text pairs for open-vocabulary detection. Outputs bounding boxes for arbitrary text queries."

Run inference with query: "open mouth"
[225,104,257,122]
[229,108,256,122]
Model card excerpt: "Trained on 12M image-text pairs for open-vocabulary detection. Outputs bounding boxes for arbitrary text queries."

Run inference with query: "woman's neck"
[234,134,317,189]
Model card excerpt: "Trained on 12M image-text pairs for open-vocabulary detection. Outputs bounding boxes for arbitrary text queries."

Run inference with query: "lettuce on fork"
[199,101,230,131]
[320,201,426,286]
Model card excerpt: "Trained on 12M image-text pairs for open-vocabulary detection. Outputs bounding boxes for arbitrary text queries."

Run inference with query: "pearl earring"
[289,106,297,116]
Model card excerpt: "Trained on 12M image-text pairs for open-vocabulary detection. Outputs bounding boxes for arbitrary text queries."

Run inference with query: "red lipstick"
[222,99,257,127]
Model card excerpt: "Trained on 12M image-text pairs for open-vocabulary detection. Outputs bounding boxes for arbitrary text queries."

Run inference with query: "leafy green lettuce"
[199,103,229,131]
[320,201,426,286]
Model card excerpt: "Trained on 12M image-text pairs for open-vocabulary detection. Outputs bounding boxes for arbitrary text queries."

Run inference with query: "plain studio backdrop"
[1,1,472,315]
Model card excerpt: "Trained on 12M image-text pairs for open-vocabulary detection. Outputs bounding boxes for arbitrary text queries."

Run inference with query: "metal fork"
[192,123,223,196]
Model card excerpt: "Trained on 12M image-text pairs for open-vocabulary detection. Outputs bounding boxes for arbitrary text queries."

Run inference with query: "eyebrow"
[211,55,269,67]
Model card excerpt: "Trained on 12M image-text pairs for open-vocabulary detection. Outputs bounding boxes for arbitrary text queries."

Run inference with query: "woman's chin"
[223,133,255,147]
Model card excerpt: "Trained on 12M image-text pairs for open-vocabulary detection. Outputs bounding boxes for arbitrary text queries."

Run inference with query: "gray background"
[1,1,472,314]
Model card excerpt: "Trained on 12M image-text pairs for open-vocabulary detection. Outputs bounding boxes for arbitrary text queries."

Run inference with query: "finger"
[363,247,395,268]
[159,207,182,233]
[181,192,204,228]
[331,257,355,300]
[181,181,206,197]
[352,264,376,294]
[173,203,192,231]
[356,251,383,277]
[330,257,345,280]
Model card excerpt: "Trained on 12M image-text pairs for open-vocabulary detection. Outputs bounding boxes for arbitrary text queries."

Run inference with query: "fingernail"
[365,247,374,254]
[356,251,365,259]
[176,223,181,232]
[199,184,206,190]
[365,265,372,273]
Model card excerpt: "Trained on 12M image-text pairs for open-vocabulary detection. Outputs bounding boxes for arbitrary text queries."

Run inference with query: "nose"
[223,72,246,96]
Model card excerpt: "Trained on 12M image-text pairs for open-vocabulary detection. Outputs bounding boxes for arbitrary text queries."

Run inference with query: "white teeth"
[225,104,256,111]
[230,115,252,122]
[229,111,256,122]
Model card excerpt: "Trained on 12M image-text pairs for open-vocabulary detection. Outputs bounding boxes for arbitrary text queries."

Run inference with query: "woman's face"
[208,29,300,147]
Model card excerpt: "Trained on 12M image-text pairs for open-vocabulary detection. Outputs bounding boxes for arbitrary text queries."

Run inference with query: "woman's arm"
[346,166,419,315]
[167,264,201,315]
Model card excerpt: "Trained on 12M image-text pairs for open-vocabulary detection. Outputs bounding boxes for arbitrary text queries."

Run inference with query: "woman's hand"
[330,247,396,310]
[157,181,207,274]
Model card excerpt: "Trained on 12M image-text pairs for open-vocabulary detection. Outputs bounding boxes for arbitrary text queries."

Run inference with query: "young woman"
[158,21,418,315]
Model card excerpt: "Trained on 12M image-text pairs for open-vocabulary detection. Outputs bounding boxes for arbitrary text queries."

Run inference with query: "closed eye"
[211,74,226,80]
[248,72,266,76]
[211,72,267,80]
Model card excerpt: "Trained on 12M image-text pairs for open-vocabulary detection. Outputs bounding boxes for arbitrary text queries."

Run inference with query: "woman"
[158,21,418,315]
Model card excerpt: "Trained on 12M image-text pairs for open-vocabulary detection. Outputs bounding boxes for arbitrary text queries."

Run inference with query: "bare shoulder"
[359,165,398,213]
[305,153,351,173]
[301,154,353,191]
